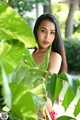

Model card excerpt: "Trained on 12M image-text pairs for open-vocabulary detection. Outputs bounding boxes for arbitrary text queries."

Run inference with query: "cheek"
[37,33,42,45]
[37,32,43,41]
[51,35,55,42]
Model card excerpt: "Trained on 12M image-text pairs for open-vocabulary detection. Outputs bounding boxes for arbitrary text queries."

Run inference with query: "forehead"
[38,19,55,30]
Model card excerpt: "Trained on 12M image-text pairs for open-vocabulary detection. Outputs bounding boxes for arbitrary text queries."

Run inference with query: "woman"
[32,13,67,120]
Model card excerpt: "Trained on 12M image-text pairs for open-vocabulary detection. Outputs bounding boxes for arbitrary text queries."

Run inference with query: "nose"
[44,32,49,40]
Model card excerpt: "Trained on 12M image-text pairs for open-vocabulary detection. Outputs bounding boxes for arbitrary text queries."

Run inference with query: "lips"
[43,41,49,45]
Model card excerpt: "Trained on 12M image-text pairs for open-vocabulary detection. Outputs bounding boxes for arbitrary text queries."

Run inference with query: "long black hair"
[33,13,67,73]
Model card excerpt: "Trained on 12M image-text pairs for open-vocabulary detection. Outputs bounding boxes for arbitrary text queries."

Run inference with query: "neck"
[36,48,48,53]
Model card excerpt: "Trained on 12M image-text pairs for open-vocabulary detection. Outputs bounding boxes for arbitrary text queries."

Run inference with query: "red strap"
[49,110,56,120]
[42,110,56,120]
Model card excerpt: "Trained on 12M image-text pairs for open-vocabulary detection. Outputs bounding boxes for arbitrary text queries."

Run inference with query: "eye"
[50,31,55,34]
[41,29,46,32]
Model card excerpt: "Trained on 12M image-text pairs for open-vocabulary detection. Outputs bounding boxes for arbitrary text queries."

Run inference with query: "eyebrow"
[41,27,55,31]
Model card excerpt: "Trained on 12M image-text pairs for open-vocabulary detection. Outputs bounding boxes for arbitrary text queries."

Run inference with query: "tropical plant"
[0,1,80,120]
[8,0,49,17]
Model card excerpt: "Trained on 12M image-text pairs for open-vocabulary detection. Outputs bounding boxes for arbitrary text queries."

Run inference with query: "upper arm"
[48,52,62,74]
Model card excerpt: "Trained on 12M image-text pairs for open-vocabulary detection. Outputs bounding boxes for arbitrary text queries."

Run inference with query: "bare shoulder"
[48,51,62,74]
[50,51,62,61]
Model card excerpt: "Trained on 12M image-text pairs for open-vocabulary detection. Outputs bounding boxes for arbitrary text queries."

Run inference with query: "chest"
[32,52,45,67]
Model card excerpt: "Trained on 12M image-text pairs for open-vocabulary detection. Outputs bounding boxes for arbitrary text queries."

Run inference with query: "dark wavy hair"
[33,13,67,73]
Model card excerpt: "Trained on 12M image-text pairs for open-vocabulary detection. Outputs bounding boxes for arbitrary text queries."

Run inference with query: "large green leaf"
[74,98,80,117]
[0,1,38,74]
[0,41,11,56]
[45,72,80,117]
[51,76,63,104]
[58,72,80,113]
[10,83,37,120]
[59,73,80,94]
[10,64,46,108]
[0,41,24,74]
[0,61,46,119]
[62,86,75,110]
[23,48,36,68]
[0,1,38,48]
[22,48,47,76]
[57,115,76,120]
[0,62,12,108]
[45,72,63,105]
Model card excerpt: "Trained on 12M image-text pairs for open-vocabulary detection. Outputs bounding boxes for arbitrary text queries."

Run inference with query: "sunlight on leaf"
[23,48,36,68]
[0,41,24,73]
[10,83,37,120]
[0,41,11,56]
[0,1,38,48]
[0,62,12,108]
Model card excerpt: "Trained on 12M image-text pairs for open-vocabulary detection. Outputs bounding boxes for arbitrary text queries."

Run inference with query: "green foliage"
[74,99,80,117]
[46,72,80,116]
[39,46,51,71]
[1,48,80,120]
[0,1,37,47]
[0,62,11,108]
[0,50,47,120]
[73,10,80,37]
[52,2,69,37]
[8,0,49,17]
[10,84,37,120]
[64,38,80,73]
[0,0,9,3]
[23,48,36,68]
[45,72,63,104]
[9,0,34,16]
[0,1,80,120]
[62,86,75,110]
[57,115,76,120]
[0,1,38,73]
[52,2,80,38]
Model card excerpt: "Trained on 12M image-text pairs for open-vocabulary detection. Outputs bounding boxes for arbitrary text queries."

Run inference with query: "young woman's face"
[37,19,55,49]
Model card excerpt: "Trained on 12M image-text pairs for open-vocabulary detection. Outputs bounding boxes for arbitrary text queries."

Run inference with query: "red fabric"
[42,110,56,120]
[49,110,56,120]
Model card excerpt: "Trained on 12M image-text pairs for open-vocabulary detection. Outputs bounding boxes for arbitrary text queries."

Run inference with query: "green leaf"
[52,76,63,104]
[10,65,46,109]
[23,48,36,68]
[74,98,80,116]
[59,72,80,94]
[45,72,57,101]
[31,68,46,77]
[57,115,76,120]
[0,1,38,48]
[0,41,11,56]
[62,86,75,111]
[0,41,24,73]
[39,46,51,71]
[0,84,4,110]
[10,83,37,120]
[45,72,63,105]
[0,62,12,108]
